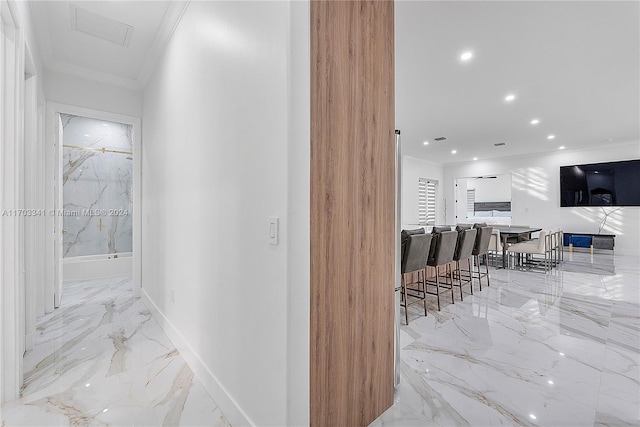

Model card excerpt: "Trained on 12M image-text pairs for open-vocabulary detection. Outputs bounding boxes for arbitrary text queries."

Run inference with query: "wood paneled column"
[310,1,395,426]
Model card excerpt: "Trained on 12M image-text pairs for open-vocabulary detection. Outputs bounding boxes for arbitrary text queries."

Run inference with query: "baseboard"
[25,333,34,352]
[140,289,254,427]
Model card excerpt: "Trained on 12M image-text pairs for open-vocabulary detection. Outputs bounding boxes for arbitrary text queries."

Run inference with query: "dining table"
[492,226,542,268]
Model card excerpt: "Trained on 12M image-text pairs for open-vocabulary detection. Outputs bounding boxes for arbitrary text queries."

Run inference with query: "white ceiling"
[29,1,178,89]
[29,1,639,163]
[396,1,640,165]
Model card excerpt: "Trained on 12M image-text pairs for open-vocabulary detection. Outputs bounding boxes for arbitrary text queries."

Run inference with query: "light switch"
[268,217,279,245]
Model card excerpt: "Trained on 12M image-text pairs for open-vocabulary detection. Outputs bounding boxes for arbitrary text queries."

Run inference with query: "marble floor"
[372,251,640,427]
[0,276,231,427]
[1,252,638,427]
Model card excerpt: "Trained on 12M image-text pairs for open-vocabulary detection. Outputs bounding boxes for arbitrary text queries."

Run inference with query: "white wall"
[402,155,444,226]
[141,2,308,426]
[43,68,142,117]
[1,0,47,402]
[444,142,640,255]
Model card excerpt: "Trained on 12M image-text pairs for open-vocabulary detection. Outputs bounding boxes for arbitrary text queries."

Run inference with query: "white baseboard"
[25,333,34,352]
[140,289,254,427]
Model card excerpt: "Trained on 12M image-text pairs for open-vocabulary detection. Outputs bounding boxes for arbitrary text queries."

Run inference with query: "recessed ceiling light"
[530,119,540,125]
[473,157,478,161]
[547,134,555,140]
[504,94,516,102]
[559,146,565,150]
[423,141,429,146]
[460,51,473,61]
[84,134,91,137]
[529,414,537,420]
[102,124,109,127]
[548,380,554,385]
[451,150,457,154]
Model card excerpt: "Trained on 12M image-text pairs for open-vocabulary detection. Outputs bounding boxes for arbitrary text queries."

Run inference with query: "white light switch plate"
[268,217,279,245]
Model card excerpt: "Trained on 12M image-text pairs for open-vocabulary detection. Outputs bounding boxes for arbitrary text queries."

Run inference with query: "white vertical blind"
[467,189,475,217]
[418,178,436,225]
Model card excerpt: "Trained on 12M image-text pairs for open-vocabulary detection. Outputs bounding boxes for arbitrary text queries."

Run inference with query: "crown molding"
[47,59,141,91]
[137,0,190,88]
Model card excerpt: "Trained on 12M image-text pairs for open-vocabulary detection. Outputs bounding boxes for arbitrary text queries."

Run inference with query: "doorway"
[455,174,513,225]
[59,113,134,295]
[46,103,142,307]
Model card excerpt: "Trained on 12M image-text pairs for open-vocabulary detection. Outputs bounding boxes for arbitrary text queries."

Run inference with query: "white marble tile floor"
[2,252,638,427]
[0,276,230,427]
[373,251,640,427]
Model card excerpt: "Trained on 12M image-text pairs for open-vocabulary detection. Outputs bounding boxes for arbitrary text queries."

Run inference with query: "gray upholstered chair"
[425,230,458,311]
[400,233,432,325]
[452,228,477,300]
[472,226,493,290]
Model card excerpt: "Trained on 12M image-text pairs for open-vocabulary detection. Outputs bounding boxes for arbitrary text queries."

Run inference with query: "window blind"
[467,189,475,217]
[418,178,436,225]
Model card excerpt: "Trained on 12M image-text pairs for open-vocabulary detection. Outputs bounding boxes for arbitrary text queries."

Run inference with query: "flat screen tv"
[560,159,640,207]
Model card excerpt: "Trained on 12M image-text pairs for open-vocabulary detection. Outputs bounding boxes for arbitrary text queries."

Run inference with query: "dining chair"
[452,228,477,300]
[472,226,493,290]
[507,229,553,272]
[488,228,503,267]
[400,233,432,325]
[425,230,458,311]
[507,225,531,243]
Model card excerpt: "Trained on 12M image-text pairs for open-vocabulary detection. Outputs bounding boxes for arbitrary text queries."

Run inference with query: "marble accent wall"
[61,114,132,257]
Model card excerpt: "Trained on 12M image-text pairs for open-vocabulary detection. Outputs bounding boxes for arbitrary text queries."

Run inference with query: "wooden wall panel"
[310,1,395,426]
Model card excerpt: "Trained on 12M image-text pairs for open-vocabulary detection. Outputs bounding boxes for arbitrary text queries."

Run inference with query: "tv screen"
[560,159,640,207]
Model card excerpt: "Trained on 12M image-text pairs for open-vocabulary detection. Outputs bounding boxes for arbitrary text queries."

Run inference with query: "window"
[467,189,475,217]
[418,178,437,225]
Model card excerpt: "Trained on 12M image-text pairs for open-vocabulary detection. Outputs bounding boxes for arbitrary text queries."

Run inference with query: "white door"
[54,114,63,307]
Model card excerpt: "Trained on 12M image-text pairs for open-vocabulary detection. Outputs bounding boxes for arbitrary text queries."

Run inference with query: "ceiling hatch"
[70,4,134,47]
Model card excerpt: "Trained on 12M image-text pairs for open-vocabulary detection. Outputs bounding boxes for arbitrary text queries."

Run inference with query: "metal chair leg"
[435,272,441,311]
[468,259,474,295]
[401,274,409,325]
[421,269,428,316]
[484,253,490,287]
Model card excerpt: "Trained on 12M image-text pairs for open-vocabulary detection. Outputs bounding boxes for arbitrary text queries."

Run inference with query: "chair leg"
[475,255,482,291]
[448,264,455,304]
[468,259,474,295]
[402,274,409,325]
[456,261,463,300]
[435,271,441,311]
[484,253,490,287]
[421,269,428,316]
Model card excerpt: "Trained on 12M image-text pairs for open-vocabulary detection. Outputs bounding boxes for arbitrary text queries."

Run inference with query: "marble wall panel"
[61,114,133,257]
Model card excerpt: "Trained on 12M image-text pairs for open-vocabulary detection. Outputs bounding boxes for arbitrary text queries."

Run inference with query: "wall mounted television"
[560,159,640,207]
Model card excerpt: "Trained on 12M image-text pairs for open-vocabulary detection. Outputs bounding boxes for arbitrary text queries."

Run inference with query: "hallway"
[0,277,230,426]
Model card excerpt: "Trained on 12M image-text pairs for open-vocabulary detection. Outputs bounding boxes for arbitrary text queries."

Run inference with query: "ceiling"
[29,1,179,89]
[396,1,640,165]
[29,1,639,163]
